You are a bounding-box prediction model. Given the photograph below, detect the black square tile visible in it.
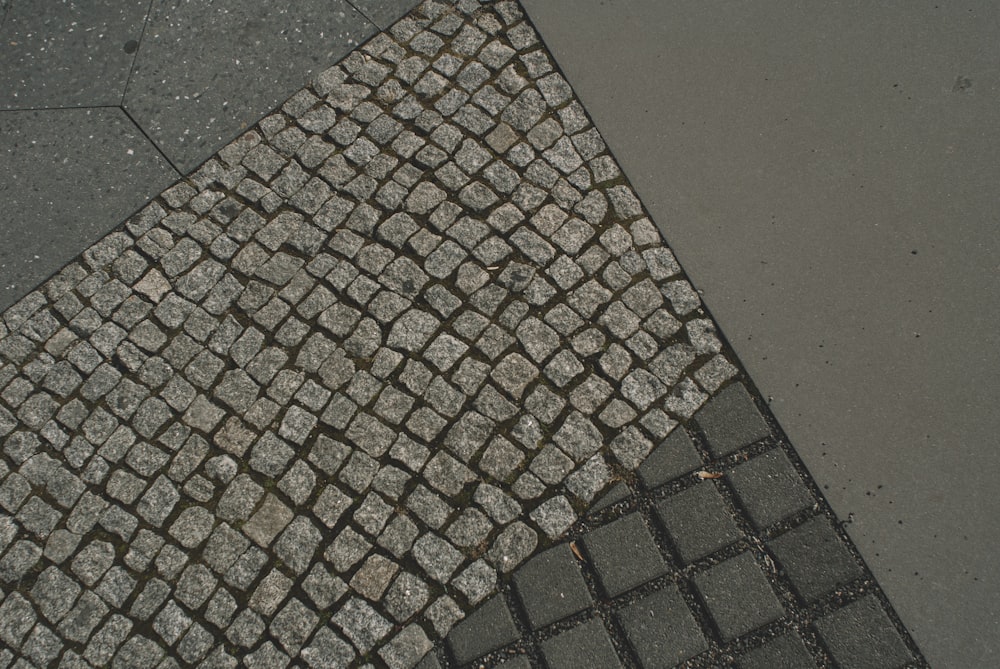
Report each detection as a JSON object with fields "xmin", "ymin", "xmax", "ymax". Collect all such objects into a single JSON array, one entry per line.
[
  {"xmin": 583, "ymin": 513, "xmax": 669, "ymax": 598},
  {"xmin": 637, "ymin": 427, "xmax": 702, "ymax": 490},
  {"xmin": 541, "ymin": 618, "xmax": 623, "ymax": 669},
  {"xmin": 727, "ymin": 449, "xmax": 813, "ymax": 529},
  {"xmin": 616, "ymin": 585, "xmax": 707, "ymax": 668},
  {"xmin": 737, "ymin": 633, "xmax": 817, "ymax": 669},
  {"xmin": 693, "ymin": 552, "xmax": 784, "ymax": 640},
  {"xmin": 815, "ymin": 595, "xmax": 914, "ymax": 669},
  {"xmin": 695, "ymin": 383, "xmax": 770, "ymax": 457},
  {"xmin": 513, "ymin": 544, "xmax": 593, "ymax": 630},
  {"xmin": 447, "ymin": 595, "xmax": 519, "ymax": 666},
  {"xmin": 655, "ymin": 482, "xmax": 742, "ymax": 563},
  {"xmin": 416, "ymin": 652, "xmax": 443, "ymax": 669},
  {"xmin": 768, "ymin": 516, "xmax": 864, "ymax": 602},
  {"xmin": 590, "ymin": 481, "xmax": 633, "ymax": 513}
]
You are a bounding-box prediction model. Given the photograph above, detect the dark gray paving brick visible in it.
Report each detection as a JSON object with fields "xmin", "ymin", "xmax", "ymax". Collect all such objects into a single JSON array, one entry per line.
[
  {"xmin": 541, "ymin": 618, "xmax": 623, "ymax": 669},
  {"xmin": 727, "ymin": 448, "xmax": 814, "ymax": 529},
  {"xmin": 636, "ymin": 427, "xmax": 702, "ymax": 490},
  {"xmin": 768, "ymin": 516, "xmax": 865, "ymax": 602},
  {"xmin": 693, "ymin": 552, "xmax": 784, "ymax": 641},
  {"xmin": 695, "ymin": 382, "xmax": 771, "ymax": 457},
  {"xmin": 512, "ymin": 543, "xmax": 592, "ymax": 629},
  {"xmin": 737, "ymin": 633, "xmax": 817, "ymax": 669},
  {"xmin": 654, "ymin": 482, "xmax": 742, "ymax": 564},
  {"xmin": 815, "ymin": 595, "xmax": 914, "ymax": 669},
  {"xmin": 446, "ymin": 595, "xmax": 519, "ymax": 666},
  {"xmin": 589, "ymin": 481, "xmax": 632, "ymax": 514},
  {"xmin": 617, "ymin": 586, "xmax": 708, "ymax": 669},
  {"xmin": 582, "ymin": 513, "xmax": 668, "ymax": 598}
]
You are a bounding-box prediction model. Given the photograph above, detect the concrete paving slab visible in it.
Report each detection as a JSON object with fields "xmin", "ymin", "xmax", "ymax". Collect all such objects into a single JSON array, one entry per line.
[
  {"xmin": 349, "ymin": 0, "xmax": 421, "ymax": 30},
  {"xmin": 123, "ymin": 0, "xmax": 378, "ymax": 173},
  {"xmin": 521, "ymin": 1, "xmax": 1000, "ymax": 666},
  {"xmin": 0, "ymin": 107, "xmax": 178, "ymax": 312},
  {"xmin": 0, "ymin": 0, "xmax": 149, "ymax": 109}
]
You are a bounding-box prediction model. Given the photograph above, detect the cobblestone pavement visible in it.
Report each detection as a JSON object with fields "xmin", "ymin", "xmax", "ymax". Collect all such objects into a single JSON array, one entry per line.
[{"xmin": 0, "ymin": 1, "xmax": 924, "ymax": 667}]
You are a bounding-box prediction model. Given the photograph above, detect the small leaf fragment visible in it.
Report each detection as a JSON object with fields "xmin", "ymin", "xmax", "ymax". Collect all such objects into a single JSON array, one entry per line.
[
  {"xmin": 696, "ymin": 470, "xmax": 723, "ymax": 480},
  {"xmin": 569, "ymin": 541, "xmax": 585, "ymax": 562}
]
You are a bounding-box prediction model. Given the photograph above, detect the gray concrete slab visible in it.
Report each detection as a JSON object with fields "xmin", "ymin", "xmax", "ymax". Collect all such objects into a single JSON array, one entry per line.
[
  {"xmin": 0, "ymin": 0, "xmax": 149, "ymax": 109},
  {"xmin": 348, "ymin": 0, "xmax": 421, "ymax": 30},
  {"xmin": 0, "ymin": 107, "xmax": 178, "ymax": 312},
  {"xmin": 521, "ymin": 1, "xmax": 1000, "ymax": 666},
  {"xmin": 123, "ymin": 0, "xmax": 378, "ymax": 173}
]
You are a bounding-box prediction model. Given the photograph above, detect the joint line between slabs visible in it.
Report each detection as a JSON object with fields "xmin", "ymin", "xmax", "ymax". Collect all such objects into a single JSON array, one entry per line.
[
  {"xmin": 120, "ymin": 0, "xmax": 157, "ymax": 108},
  {"xmin": 119, "ymin": 104, "xmax": 183, "ymax": 176}
]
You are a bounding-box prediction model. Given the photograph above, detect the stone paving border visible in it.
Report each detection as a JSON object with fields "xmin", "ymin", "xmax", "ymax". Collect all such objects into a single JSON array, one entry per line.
[
  {"xmin": 0, "ymin": 1, "xmax": 925, "ymax": 667},
  {"xmin": 426, "ymin": 381, "xmax": 927, "ymax": 668}
]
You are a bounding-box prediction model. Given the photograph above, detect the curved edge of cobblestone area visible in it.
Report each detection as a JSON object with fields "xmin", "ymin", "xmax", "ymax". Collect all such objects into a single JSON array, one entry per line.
[
  {"xmin": 0, "ymin": 1, "xmax": 925, "ymax": 668},
  {"xmin": 425, "ymin": 379, "xmax": 928, "ymax": 668}
]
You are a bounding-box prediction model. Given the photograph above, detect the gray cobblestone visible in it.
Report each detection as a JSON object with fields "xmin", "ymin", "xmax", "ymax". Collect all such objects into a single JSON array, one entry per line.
[
  {"xmin": 333, "ymin": 598, "xmax": 391, "ymax": 653},
  {"xmin": 60, "ymin": 590, "xmax": 109, "ymax": 643}
]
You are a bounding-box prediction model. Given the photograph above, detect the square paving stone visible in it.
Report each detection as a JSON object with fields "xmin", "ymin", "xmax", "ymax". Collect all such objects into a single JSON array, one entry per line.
[
  {"xmin": 125, "ymin": 0, "xmax": 377, "ymax": 172},
  {"xmin": 513, "ymin": 543, "xmax": 593, "ymax": 629},
  {"xmin": 737, "ymin": 633, "xmax": 817, "ymax": 669},
  {"xmin": 768, "ymin": 516, "xmax": 864, "ymax": 602},
  {"xmin": 243, "ymin": 494, "xmax": 294, "ymax": 548},
  {"xmin": 0, "ymin": 592, "xmax": 36, "ymax": 649},
  {"xmin": 727, "ymin": 448, "xmax": 814, "ymax": 529},
  {"xmin": 616, "ymin": 585, "xmax": 708, "ymax": 668},
  {"xmin": 113, "ymin": 634, "xmax": 165, "ymax": 668},
  {"xmin": 333, "ymin": 598, "xmax": 392, "ymax": 653},
  {"xmin": 582, "ymin": 513, "xmax": 669, "ymax": 598},
  {"xmin": 447, "ymin": 595, "xmax": 519, "ymax": 666},
  {"xmin": 30, "ymin": 566, "xmax": 82, "ymax": 624},
  {"xmin": 270, "ymin": 597, "xmax": 318, "ymax": 656},
  {"xmin": 175, "ymin": 564, "xmax": 217, "ymax": 610},
  {"xmin": 694, "ymin": 383, "xmax": 770, "ymax": 457},
  {"xmin": 815, "ymin": 595, "xmax": 914, "ymax": 669},
  {"xmin": 59, "ymin": 590, "xmax": 109, "ymax": 644},
  {"xmin": 22, "ymin": 622, "xmax": 63, "ymax": 666},
  {"xmin": 379, "ymin": 623, "xmax": 434, "ymax": 669},
  {"xmin": 693, "ymin": 552, "xmax": 785, "ymax": 641},
  {"xmin": 590, "ymin": 481, "xmax": 633, "ymax": 514},
  {"xmin": 655, "ymin": 482, "xmax": 742, "ymax": 564},
  {"xmin": 541, "ymin": 618, "xmax": 624, "ymax": 669},
  {"xmin": 637, "ymin": 427, "xmax": 703, "ymax": 490}
]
